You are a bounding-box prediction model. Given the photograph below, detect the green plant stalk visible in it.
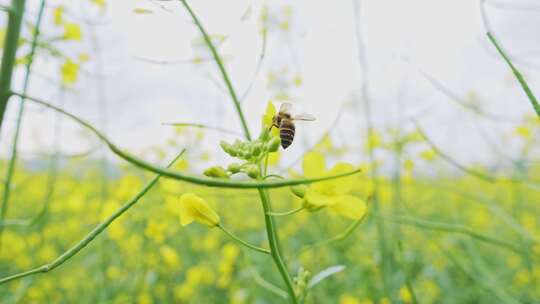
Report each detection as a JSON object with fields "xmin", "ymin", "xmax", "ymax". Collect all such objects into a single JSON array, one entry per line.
[
  {"xmin": 180, "ymin": 0, "xmax": 252, "ymax": 140},
  {"xmin": 258, "ymin": 187, "xmax": 298, "ymax": 303},
  {"xmin": 380, "ymin": 213, "xmax": 522, "ymax": 254},
  {"xmin": 217, "ymin": 224, "xmax": 270, "ymax": 255},
  {"xmin": 0, "ymin": 0, "xmax": 44, "ymax": 249},
  {"xmin": 0, "ymin": 150, "xmax": 185, "ymax": 285},
  {"xmin": 13, "ymin": 91, "xmax": 362, "ymax": 189},
  {"xmin": 487, "ymin": 32, "xmax": 540, "ymax": 118},
  {"xmin": 0, "ymin": 0, "xmax": 26, "ymax": 131},
  {"xmin": 291, "ymin": 208, "xmax": 369, "ymax": 260},
  {"xmin": 352, "ymin": 0, "xmax": 391, "ymax": 295}
]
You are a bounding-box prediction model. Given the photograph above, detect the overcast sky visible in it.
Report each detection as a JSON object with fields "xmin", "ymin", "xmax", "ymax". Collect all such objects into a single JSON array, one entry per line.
[{"xmin": 1, "ymin": 0, "xmax": 539, "ymax": 171}]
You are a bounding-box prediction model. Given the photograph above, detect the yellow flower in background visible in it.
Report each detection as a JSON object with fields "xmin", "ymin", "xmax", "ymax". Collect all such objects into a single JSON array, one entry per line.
[
  {"xmin": 91, "ymin": 0, "xmax": 106, "ymax": 9},
  {"xmin": 61, "ymin": 59, "xmax": 79, "ymax": 86},
  {"xmin": 302, "ymin": 152, "xmax": 366, "ymax": 220},
  {"xmin": 63, "ymin": 22, "xmax": 82, "ymax": 41},
  {"xmin": 53, "ymin": 6, "xmax": 64, "ymax": 25},
  {"xmin": 179, "ymin": 193, "xmax": 220, "ymax": 228}
]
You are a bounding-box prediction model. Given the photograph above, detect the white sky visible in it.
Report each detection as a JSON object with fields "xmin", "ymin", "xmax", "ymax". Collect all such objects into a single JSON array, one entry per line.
[{"xmin": 1, "ymin": 0, "xmax": 539, "ymax": 171}]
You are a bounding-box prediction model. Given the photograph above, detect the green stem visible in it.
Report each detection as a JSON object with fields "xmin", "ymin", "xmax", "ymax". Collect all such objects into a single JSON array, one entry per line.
[
  {"xmin": 379, "ymin": 213, "xmax": 523, "ymax": 254},
  {"xmin": 217, "ymin": 224, "xmax": 270, "ymax": 255},
  {"xmin": 15, "ymin": 91, "xmax": 363, "ymax": 190},
  {"xmin": 0, "ymin": 0, "xmax": 26, "ymax": 131},
  {"xmin": 267, "ymin": 206, "xmax": 304, "ymax": 217},
  {"xmin": 180, "ymin": 0, "xmax": 252, "ymax": 140},
  {"xmin": 487, "ymin": 32, "xmax": 540, "ymax": 118},
  {"xmin": 0, "ymin": 150, "xmax": 186, "ymax": 285},
  {"xmin": 258, "ymin": 187, "xmax": 298, "ymax": 303},
  {"xmin": 291, "ymin": 208, "xmax": 369, "ymax": 260},
  {"xmin": 352, "ymin": 0, "xmax": 391, "ymax": 295},
  {"xmin": 0, "ymin": 0, "xmax": 44, "ymax": 250}
]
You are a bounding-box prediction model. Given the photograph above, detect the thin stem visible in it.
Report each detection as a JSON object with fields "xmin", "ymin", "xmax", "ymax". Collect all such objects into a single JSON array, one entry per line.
[
  {"xmin": 180, "ymin": 0, "xmax": 252, "ymax": 140},
  {"xmin": 0, "ymin": 0, "xmax": 45, "ymax": 249},
  {"xmin": 291, "ymin": 208, "xmax": 369, "ymax": 259},
  {"xmin": 412, "ymin": 120, "xmax": 496, "ymax": 183},
  {"xmin": 0, "ymin": 0, "xmax": 26, "ymax": 131},
  {"xmin": 258, "ymin": 188, "xmax": 298, "ymax": 304},
  {"xmin": 486, "ymin": 32, "xmax": 540, "ymax": 118},
  {"xmin": 267, "ymin": 206, "xmax": 304, "ymax": 217},
  {"xmin": 162, "ymin": 122, "xmax": 243, "ymax": 136},
  {"xmin": 217, "ymin": 224, "xmax": 270, "ymax": 255},
  {"xmin": 379, "ymin": 213, "xmax": 523, "ymax": 254},
  {"xmin": 0, "ymin": 5, "xmax": 11, "ymax": 13},
  {"xmin": 352, "ymin": 0, "xmax": 391, "ymax": 294},
  {"xmin": 0, "ymin": 150, "xmax": 186, "ymax": 285},
  {"xmin": 16, "ymin": 91, "xmax": 364, "ymax": 189}
]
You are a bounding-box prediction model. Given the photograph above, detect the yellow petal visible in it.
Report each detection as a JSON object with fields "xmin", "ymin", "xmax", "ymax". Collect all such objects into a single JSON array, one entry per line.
[
  {"xmin": 179, "ymin": 193, "xmax": 220, "ymax": 228},
  {"xmin": 53, "ymin": 6, "xmax": 64, "ymax": 26},
  {"xmin": 262, "ymin": 101, "xmax": 276, "ymax": 128},
  {"xmin": 330, "ymin": 195, "xmax": 367, "ymax": 220},
  {"xmin": 303, "ymin": 189, "xmax": 335, "ymax": 211},
  {"xmin": 63, "ymin": 23, "xmax": 82, "ymax": 41},
  {"xmin": 61, "ymin": 59, "xmax": 79, "ymax": 86},
  {"xmin": 302, "ymin": 152, "xmax": 326, "ymax": 178},
  {"xmin": 327, "ymin": 162, "xmax": 355, "ymax": 194}
]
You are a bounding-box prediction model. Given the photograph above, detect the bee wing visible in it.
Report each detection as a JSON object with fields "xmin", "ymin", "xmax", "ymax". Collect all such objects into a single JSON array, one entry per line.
[
  {"xmin": 293, "ymin": 113, "xmax": 316, "ymax": 121},
  {"xmin": 279, "ymin": 102, "xmax": 292, "ymax": 114}
]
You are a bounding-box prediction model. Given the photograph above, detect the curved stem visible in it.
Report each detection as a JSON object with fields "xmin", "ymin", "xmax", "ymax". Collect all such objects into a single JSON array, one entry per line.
[
  {"xmin": 267, "ymin": 206, "xmax": 304, "ymax": 217},
  {"xmin": 0, "ymin": 150, "xmax": 186, "ymax": 285},
  {"xmin": 15, "ymin": 91, "xmax": 364, "ymax": 190},
  {"xmin": 180, "ymin": 0, "xmax": 252, "ymax": 140},
  {"xmin": 217, "ymin": 224, "xmax": 270, "ymax": 255}
]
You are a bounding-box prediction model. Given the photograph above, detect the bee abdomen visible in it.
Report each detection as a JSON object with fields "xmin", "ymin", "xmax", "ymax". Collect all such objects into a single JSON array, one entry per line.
[{"xmin": 279, "ymin": 121, "xmax": 295, "ymax": 149}]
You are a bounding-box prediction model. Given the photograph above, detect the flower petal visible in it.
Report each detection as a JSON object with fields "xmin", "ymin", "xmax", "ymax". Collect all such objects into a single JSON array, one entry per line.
[
  {"xmin": 302, "ymin": 152, "xmax": 326, "ymax": 178},
  {"xmin": 330, "ymin": 195, "xmax": 367, "ymax": 220},
  {"xmin": 327, "ymin": 162, "xmax": 355, "ymax": 194},
  {"xmin": 303, "ymin": 189, "xmax": 336, "ymax": 211}
]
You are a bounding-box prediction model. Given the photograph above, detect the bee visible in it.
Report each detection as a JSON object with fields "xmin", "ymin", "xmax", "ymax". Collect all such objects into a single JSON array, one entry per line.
[{"xmin": 271, "ymin": 102, "xmax": 316, "ymax": 149}]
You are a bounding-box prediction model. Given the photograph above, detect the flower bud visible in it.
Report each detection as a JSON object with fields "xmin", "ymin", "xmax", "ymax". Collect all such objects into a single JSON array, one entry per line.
[
  {"xmin": 227, "ymin": 162, "xmax": 241, "ymax": 174},
  {"xmin": 290, "ymin": 185, "xmax": 307, "ymax": 198},
  {"xmin": 251, "ymin": 142, "xmax": 263, "ymax": 157},
  {"xmin": 266, "ymin": 136, "xmax": 281, "ymax": 152},
  {"xmin": 259, "ymin": 128, "xmax": 270, "ymax": 141},
  {"xmin": 243, "ymin": 164, "xmax": 260, "ymax": 179},
  {"xmin": 221, "ymin": 140, "xmax": 232, "ymax": 150},
  {"xmin": 203, "ymin": 166, "xmax": 230, "ymax": 179}
]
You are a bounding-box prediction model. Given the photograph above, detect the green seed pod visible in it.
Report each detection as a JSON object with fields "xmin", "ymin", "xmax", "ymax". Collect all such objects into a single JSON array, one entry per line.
[
  {"xmin": 203, "ymin": 166, "xmax": 230, "ymax": 179},
  {"xmin": 244, "ymin": 164, "xmax": 260, "ymax": 179},
  {"xmin": 266, "ymin": 136, "xmax": 281, "ymax": 152},
  {"xmin": 227, "ymin": 162, "xmax": 241, "ymax": 174},
  {"xmin": 290, "ymin": 185, "xmax": 307, "ymax": 198}
]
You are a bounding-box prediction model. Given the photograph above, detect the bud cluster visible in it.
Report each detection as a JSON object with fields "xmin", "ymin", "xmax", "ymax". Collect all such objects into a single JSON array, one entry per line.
[
  {"xmin": 293, "ymin": 267, "xmax": 311, "ymax": 299},
  {"xmin": 204, "ymin": 129, "xmax": 280, "ymax": 180}
]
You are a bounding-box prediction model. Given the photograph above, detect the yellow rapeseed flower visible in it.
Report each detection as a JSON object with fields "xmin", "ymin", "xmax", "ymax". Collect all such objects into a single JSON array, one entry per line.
[
  {"xmin": 63, "ymin": 22, "xmax": 82, "ymax": 41},
  {"xmin": 53, "ymin": 6, "xmax": 64, "ymax": 26},
  {"xmin": 60, "ymin": 59, "xmax": 79, "ymax": 86},
  {"xmin": 179, "ymin": 193, "xmax": 220, "ymax": 228},
  {"xmin": 301, "ymin": 152, "xmax": 366, "ymax": 220}
]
